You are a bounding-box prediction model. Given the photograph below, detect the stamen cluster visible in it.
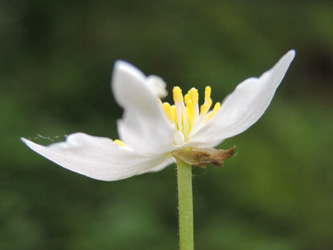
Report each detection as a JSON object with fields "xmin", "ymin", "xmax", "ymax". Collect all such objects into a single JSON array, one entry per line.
[{"xmin": 162, "ymin": 86, "xmax": 220, "ymax": 144}]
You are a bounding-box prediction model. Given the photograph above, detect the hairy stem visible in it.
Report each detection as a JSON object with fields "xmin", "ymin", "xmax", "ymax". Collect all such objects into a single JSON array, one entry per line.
[{"xmin": 176, "ymin": 158, "xmax": 194, "ymax": 250}]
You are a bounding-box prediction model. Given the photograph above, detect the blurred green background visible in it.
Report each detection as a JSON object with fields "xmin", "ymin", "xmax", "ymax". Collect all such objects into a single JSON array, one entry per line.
[{"xmin": 1, "ymin": 0, "xmax": 332, "ymax": 249}]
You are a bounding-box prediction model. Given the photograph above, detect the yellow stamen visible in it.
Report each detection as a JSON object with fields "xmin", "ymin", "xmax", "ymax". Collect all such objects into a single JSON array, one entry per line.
[
  {"xmin": 205, "ymin": 86, "xmax": 211, "ymax": 100},
  {"xmin": 189, "ymin": 88, "xmax": 198, "ymax": 106},
  {"xmin": 185, "ymin": 106, "xmax": 192, "ymax": 135},
  {"xmin": 186, "ymin": 100, "xmax": 194, "ymax": 123},
  {"xmin": 188, "ymin": 88, "xmax": 199, "ymax": 121},
  {"xmin": 184, "ymin": 88, "xmax": 199, "ymax": 126},
  {"xmin": 200, "ymin": 86, "xmax": 212, "ymax": 116},
  {"xmin": 162, "ymin": 103, "xmax": 174, "ymax": 123},
  {"xmin": 173, "ymin": 86, "xmax": 184, "ymax": 103},
  {"xmin": 205, "ymin": 102, "xmax": 221, "ymax": 121},
  {"xmin": 213, "ymin": 102, "xmax": 220, "ymax": 112},
  {"xmin": 173, "ymin": 86, "xmax": 186, "ymax": 133},
  {"xmin": 114, "ymin": 139, "xmax": 125, "ymax": 147},
  {"xmin": 171, "ymin": 106, "xmax": 178, "ymax": 125},
  {"xmin": 184, "ymin": 93, "xmax": 190, "ymax": 106}
]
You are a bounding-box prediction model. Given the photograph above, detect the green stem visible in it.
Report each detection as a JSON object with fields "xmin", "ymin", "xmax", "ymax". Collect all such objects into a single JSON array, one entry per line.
[{"xmin": 176, "ymin": 158, "xmax": 194, "ymax": 250}]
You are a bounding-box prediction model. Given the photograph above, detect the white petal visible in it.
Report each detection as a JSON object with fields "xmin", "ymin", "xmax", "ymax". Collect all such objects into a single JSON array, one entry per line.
[
  {"xmin": 112, "ymin": 61, "xmax": 174, "ymax": 154},
  {"xmin": 146, "ymin": 75, "xmax": 168, "ymax": 98},
  {"xmin": 190, "ymin": 50, "xmax": 295, "ymax": 145},
  {"xmin": 137, "ymin": 157, "xmax": 176, "ymax": 174},
  {"xmin": 21, "ymin": 133, "xmax": 174, "ymax": 181}
]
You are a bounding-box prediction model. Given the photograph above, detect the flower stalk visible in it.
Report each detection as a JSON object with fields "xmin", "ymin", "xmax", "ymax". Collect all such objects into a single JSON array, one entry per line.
[{"xmin": 176, "ymin": 158, "xmax": 194, "ymax": 250}]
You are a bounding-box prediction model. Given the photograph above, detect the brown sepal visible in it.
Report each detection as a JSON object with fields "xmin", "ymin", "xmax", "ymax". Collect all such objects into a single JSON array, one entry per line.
[{"xmin": 172, "ymin": 146, "xmax": 235, "ymax": 168}]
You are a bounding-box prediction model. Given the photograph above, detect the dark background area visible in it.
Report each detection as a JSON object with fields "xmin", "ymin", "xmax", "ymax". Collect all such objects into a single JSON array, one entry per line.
[{"xmin": 1, "ymin": 0, "xmax": 332, "ymax": 249}]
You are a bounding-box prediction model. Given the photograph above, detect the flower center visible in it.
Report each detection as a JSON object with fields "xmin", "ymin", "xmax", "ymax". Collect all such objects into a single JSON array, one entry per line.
[{"xmin": 161, "ymin": 86, "xmax": 220, "ymax": 145}]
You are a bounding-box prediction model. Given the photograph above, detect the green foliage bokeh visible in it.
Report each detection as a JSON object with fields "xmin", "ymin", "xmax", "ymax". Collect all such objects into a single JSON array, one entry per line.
[{"xmin": 1, "ymin": 0, "xmax": 332, "ymax": 249}]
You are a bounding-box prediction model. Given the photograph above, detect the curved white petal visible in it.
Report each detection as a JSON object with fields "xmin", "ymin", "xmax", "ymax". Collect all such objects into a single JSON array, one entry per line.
[
  {"xmin": 137, "ymin": 156, "xmax": 176, "ymax": 174},
  {"xmin": 21, "ymin": 133, "xmax": 174, "ymax": 181},
  {"xmin": 190, "ymin": 50, "xmax": 295, "ymax": 145},
  {"xmin": 112, "ymin": 61, "xmax": 174, "ymax": 154},
  {"xmin": 146, "ymin": 75, "xmax": 168, "ymax": 98}
]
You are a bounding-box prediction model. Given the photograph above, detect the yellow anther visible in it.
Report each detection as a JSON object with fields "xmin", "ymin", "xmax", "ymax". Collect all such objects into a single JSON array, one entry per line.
[
  {"xmin": 205, "ymin": 102, "xmax": 221, "ymax": 121},
  {"xmin": 184, "ymin": 93, "xmax": 190, "ymax": 106},
  {"xmin": 171, "ymin": 105, "xmax": 178, "ymax": 126},
  {"xmin": 189, "ymin": 88, "xmax": 198, "ymax": 105},
  {"xmin": 204, "ymin": 86, "xmax": 211, "ymax": 100},
  {"xmin": 185, "ymin": 88, "xmax": 198, "ymax": 106},
  {"xmin": 213, "ymin": 102, "xmax": 221, "ymax": 112},
  {"xmin": 162, "ymin": 103, "xmax": 174, "ymax": 123},
  {"xmin": 200, "ymin": 99, "xmax": 212, "ymax": 116},
  {"xmin": 173, "ymin": 87, "xmax": 184, "ymax": 103},
  {"xmin": 186, "ymin": 100, "xmax": 194, "ymax": 121},
  {"xmin": 184, "ymin": 96, "xmax": 189, "ymax": 107},
  {"xmin": 185, "ymin": 106, "xmax": 192, "ymax": 122},
  {"xmin": 114, "ymin": 139, "xmax": 125, "ymax": 147},
  {"xmin": 200, "ymin": 86, "xmax": 212, "ymax": 116}
]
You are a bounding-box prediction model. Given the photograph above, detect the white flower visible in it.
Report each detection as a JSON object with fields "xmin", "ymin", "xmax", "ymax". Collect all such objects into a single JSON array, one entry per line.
[{"xmin": 21, "ymin": 50, "xmax": 295, "ymax": 181}]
